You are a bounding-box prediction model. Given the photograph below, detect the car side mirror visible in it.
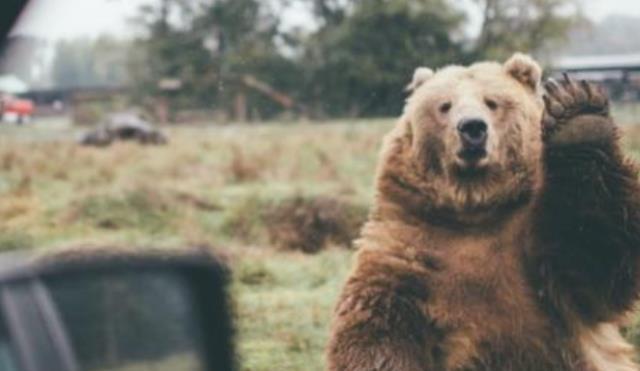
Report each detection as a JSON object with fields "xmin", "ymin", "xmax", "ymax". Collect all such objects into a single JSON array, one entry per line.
[{"xmin": 0, "ymin": 247, "xmax": 234, "ymax": 371}]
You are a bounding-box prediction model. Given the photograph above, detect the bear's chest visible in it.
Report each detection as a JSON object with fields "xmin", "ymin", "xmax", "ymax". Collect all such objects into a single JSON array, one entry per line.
[
  {"xmin": 423, "ymin": 242, "xmax": 563, "ymax": 369},
  {"xmin": 426, "ymin": 242, "xmax": 535, "ymax": 323}
]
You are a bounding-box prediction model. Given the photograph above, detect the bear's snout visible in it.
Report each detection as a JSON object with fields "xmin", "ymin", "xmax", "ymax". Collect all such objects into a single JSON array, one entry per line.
[{"xmin": 457, "ymin": 118, "xmax": 488, "ymax": 162}]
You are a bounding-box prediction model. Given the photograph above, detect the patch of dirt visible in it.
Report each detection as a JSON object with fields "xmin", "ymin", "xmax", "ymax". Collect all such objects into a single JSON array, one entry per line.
[{"xmin": 263, "ymin": 196, "xmax": 367, "ymax": 253}]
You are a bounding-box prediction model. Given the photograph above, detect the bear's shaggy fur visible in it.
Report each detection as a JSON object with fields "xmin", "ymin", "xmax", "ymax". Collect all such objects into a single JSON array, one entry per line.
[{"xmin": 326, "ymin": 54, "xmax": 640, "ymax": 370}]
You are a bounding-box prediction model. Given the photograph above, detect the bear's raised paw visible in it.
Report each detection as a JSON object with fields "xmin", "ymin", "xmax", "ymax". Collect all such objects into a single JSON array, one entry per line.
[{"xmin": 542, "ymin": 74, "xmax": 614, "ymax": 145}]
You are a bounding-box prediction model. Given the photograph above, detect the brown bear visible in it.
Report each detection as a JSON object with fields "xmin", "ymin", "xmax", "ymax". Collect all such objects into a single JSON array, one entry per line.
[{"xmin": 326, "ymin": 53, "xmax": 640, "ymax": 371}]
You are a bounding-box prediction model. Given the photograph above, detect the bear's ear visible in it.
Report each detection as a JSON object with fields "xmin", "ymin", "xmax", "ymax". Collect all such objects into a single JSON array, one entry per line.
[
  {"xmin": 406, "ymin": 67, "xmax": 434, "ymax": 92},
  {"xmin": 504, "ymin": 53, "xmax": 542, "ymax": 92}
]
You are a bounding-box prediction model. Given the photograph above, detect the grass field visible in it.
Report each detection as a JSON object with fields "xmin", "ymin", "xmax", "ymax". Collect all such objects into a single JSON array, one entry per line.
[
  {"xmin": 0, "ymin": 118, "xmax": 390, "ymax": 371},
  {"xmin": 2, "ymin": 113, "xmax": 640, "ymax": 370}
]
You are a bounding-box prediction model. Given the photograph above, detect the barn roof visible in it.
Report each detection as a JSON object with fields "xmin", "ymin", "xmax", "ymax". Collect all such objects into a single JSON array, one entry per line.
[{"xmin": 553, "ymin": 53, "xmax": 640, "ymax": 72}]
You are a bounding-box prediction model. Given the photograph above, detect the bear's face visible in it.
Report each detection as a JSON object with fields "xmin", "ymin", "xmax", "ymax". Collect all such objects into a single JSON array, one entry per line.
[{"xmin": 377, "ymin": 54, "xmax": 545, "ymax": 225}]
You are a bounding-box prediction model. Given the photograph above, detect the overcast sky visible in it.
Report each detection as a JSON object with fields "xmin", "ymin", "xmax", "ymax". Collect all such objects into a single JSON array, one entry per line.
[{"xmin": 10, "ymin": 0, "xmax": 640, "ymax": 41}]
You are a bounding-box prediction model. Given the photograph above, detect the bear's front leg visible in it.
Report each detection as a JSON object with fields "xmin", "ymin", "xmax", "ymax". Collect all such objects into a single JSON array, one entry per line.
[
  {"xmin": 326, "ymin": 249, "xmax": 435, "ymax": 371},
  {"xmin": 534, "ymin": 75, "xmax": 640, "ymax": 324}
]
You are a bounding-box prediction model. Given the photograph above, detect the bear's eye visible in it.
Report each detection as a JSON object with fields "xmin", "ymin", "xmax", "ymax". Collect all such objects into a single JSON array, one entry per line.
[
  {"xmin": 485, "ymin": 98, "xmax": 498, "ymax": 111},
  {"xmin": 439, "ymin": 102, "xmax": 452, "ymax": 114}
]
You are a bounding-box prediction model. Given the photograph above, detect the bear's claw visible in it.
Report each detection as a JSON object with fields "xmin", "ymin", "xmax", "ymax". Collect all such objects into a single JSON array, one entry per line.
[{"xmin": 542, "ymin": 74, "xmax": 611, "ymax": 142}]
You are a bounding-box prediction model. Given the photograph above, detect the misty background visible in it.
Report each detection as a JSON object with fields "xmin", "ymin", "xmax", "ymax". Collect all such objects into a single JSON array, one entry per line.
[{"xmin": 1, "ymin": 0, "xmax": 639, "ymax": 121}]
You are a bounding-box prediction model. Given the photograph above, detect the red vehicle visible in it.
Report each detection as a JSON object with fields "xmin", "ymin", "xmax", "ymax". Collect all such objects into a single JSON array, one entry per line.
[{"xmin": 0, "ymin": 95, "xmax": 34, "ymax": 124}]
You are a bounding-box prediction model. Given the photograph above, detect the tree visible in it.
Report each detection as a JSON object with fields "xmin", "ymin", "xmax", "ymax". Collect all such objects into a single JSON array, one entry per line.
[
  {"xmin": 311, "ymin": 0, "xmax": 349, "ymax": 26},
  {"xmin": 129, "ymin": 0, "xmax": 579, "ymax": 120},
  {"xmin": 131, "ymin": 0, "xmax": 301, "ymax": 121},
  {"xmin": 300, "ymin": 0, "xmax": 465, "ymax": 117},
  {"xmin": 471, "ymin": 0, "xmax": 579, "ymax": 59},
  {"xmin": 129, "ymin": 0, "xmax": 213, "ymax": 110}
]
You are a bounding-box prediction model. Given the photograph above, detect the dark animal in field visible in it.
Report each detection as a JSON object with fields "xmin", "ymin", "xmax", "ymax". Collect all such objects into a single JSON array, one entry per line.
[{"xmin": 79, "ymin": 112, "xmax": 168, "ymax": 147}]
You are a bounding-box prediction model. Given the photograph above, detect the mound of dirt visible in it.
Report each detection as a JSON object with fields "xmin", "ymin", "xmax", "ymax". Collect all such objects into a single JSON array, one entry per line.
[{"xmin": 263, "ymin": 196, "xmax": 367, "ymax": 253}]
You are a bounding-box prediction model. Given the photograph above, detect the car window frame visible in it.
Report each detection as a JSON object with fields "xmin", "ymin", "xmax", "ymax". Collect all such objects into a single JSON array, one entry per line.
[
  {"xmin": 0, "ymin": 251, "xmax": 234, "ymax": 371},
  {"xmin": 0, "ymin": 277, "xmax": 79, "ymax": 371}
]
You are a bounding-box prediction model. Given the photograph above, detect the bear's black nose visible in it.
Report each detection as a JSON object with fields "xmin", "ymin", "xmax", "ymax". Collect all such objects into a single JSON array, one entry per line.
[{"xmin": 457, "ymin": 118, "xmax": 488, "ymax": 148}]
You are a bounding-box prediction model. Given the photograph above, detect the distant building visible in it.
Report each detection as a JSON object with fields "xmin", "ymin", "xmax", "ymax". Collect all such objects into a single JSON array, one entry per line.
[
  {"xmin": 551, "ymin": 53, "xmax": 640, "ymax": 101},
  {"xmin": 0, "ymin": 74, "xmax": 28, "ymax": 94},
  {"xmin": 0, "ymin": 35, "xmax": 48, "ymax": 87}
]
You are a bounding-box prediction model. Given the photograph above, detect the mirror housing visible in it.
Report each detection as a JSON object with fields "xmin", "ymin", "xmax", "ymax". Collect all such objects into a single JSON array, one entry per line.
[{"xmin": 0, "ymin": 246, "xmax": 235, "ymax": 371}]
